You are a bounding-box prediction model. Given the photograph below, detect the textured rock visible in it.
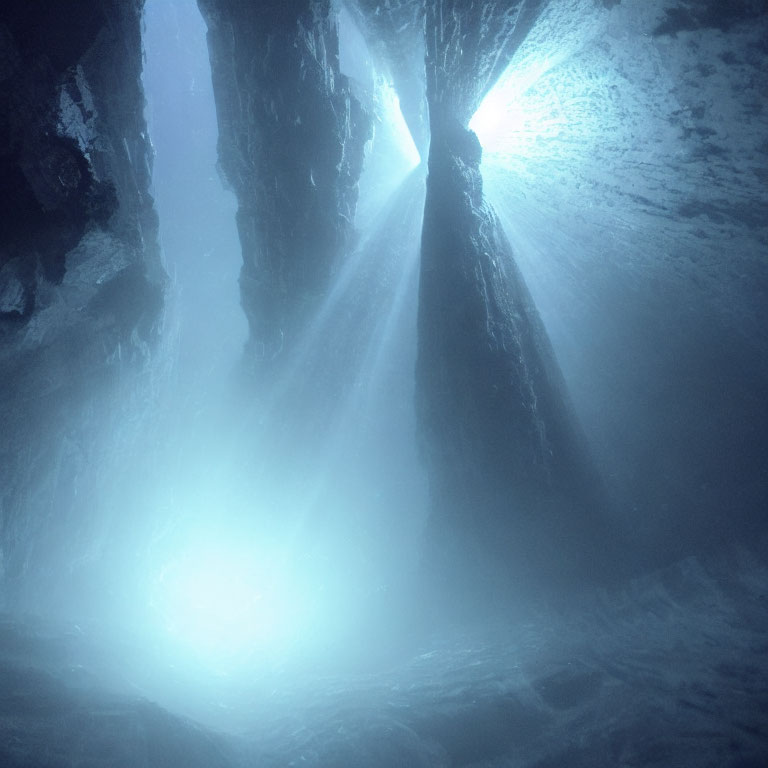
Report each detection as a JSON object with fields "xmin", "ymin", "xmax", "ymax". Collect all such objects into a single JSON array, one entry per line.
[
  {"xmin": 197, "ymin": 0, "xmax": 371, "ymax": 366},
  {"xmin": 417, "ymin": 119, "xmax": 610, "ymax": 596},
  {"xmin": 415, "ymin": 0, "xmax": 610, "ymax": 596},
  {"xmin": 0, "ymin": 0, "xmax": 164, "ymax": 603}
]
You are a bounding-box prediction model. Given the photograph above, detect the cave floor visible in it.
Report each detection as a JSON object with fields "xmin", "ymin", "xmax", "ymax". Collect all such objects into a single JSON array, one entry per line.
[{"xmin": 2, "ymin": 551, "xmax": 768, "ymax": 767}]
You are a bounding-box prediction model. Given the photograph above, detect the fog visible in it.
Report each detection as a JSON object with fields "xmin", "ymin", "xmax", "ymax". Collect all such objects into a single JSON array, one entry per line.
[
  {"xmin": 1, "ymin": 0, "xmax": 767, "ymax": 765},
  {"xmin": 125, "ymin": 0, "xmax": 431, "ymax": 680}
]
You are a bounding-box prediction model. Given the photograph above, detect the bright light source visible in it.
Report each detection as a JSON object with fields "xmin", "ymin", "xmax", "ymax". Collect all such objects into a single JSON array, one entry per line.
[
  {"xmin": 335, "ymin": 0, "xmax": 421, "ymax": 231},
  {"xmin": 336, "ymin": 0, "xmax": 420, "ymax": 169},
  {"xmin": 470, "ymin": 93, "xmax": 531, "ymax": 155},
  {"xmin": 150, "ymin": 539, "xmax": 294, "ymax": 667},
  {"xmin": 470, "ymin": 1, "xmax": 617, "ymax": 169},
  {"xmin": 469, "ymin": 55, "xmax": 563, "ymax": 163},
  {"xmin": 338, "ymin": 4, "xmax": 373, "ymax": 89},
  {"xmin": 368, "ymin": 75, "xmax": 421, "ymax": 173}
]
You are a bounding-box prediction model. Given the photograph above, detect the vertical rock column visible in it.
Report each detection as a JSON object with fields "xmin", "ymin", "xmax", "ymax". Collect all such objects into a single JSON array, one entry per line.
[
  {"xmin": 416, "ymin": 0, "xmax": 609, "ymax": 596},
  {"xmin": 197, "ymin": 0, "xmax": 371, "ymax": 367}
]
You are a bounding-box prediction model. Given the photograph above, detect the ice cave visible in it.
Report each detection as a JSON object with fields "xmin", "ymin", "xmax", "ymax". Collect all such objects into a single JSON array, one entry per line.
[{"xmin": 1, "ymin": 0, "xmax": 767, "ymax": 765}]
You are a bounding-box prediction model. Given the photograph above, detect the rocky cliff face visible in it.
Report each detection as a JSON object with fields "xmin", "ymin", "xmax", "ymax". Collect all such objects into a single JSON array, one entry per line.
[
  {"xmin": 417, "ymin": 117, "xmax": 609, "ymax": 595},
  {"xmin": 0, "ymin": 0, "xmax": 163, "ymax": 602},
  {"xmin": 194, "ymin": 0, "xmax": 602, "ymax": 593},
  {"xmin": 197, "ymin": 0, "xmax": 371, "ymax": 367},
  {"xmin": 414, "ymin": 0, "xmax": 610, "ymax": 596}
]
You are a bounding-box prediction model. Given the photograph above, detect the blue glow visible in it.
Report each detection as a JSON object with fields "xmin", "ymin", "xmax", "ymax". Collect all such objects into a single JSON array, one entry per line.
[
  {"xmin": 151, "ymin": 539, "xmax": 291, "ymax": 664},
  {"xmin": 337, "ymin": 4, "xmax": 374, "ymax": 89},
  {"xmin": 469, "ymin": 55, "xmax": 568, "ymax": 168},
  {"xmin": 381, "ymin": 81, "xmax": 422, "ymax": 172},
  {"xmin": 470, "ymin": 1, "xmax": 612, "ymax": 172},
  {"xmin": 129, "ymin": 0, "xmax": 426, "ymax": 680},
  {"xmin": 353, "ymin": 77, "xmax": 421, "ymax": 236},
  {"xmin": 337, "ymin": 4, "xmax": 420, "ymax": 231},
  {"xmin": 337, "ymin": 2, "xmax": 419, "ymax": 172}
]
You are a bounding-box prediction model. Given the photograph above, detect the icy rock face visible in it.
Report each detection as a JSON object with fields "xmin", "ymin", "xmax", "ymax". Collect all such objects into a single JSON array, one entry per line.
[
  {"xmin": 197, "ymin": 0, "xmax": 371, "ymax": 365},
  {"xmin": 0, "ymin": 1, "xmax": 163, "ymax": 601},
  {"xmin": 415, "ymin": 1, "xmax": 609, "ymax": 595},
  {"xmin": 476, "ymin": 0, "xmax": 768, "ymax": 555}
]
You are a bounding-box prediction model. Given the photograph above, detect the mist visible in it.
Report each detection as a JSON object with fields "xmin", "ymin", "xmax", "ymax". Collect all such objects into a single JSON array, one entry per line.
[{"xmin": 1, "ymin": 0, "xmax": 767, "ymax": 765}]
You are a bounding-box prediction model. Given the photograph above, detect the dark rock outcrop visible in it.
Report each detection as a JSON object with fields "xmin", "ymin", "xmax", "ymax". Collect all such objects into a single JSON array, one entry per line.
[
  {"xmin": 416, "ymin": 0, "xmax": 611, "ymax": 598},
  {"xmin": 0, "ymin": 0, "xmax": 163, "ymax": 604},
  {"xmin": 197, "ymin": 0, "xmax": 371, "ymax": 366}
]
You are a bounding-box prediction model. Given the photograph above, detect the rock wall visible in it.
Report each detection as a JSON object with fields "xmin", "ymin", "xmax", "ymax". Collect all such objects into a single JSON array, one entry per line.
[
  {"xmin": 197, "ymin": 0, "xmax": 371, "ymax": 366},
  {"xmin": 3, "ymin": 0, "xmax": 762, "ymax": 615},
  {"xmin": 0, "ymin": 0, "xmax": 163, "ymax": 604},
  {"xmin": 474, "ymin": 0, "xmax": 768, "ymax": 560},
  {"xmin": 416, "ymin": 0, "xmax": 612, "ymax": 596}
]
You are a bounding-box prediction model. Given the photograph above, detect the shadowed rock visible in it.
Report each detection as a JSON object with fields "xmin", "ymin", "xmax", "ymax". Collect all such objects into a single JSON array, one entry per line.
[
  {"xmin": 416, "ymin": 0, "xmax": 614, "ymax": 599},
  {"xmin": 0, "ymin": 0, "xmax": 164, "ymax": 604},
  {"xmin": 197, "ymin": 0, "xmax": 371, "ymax": 366}
]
